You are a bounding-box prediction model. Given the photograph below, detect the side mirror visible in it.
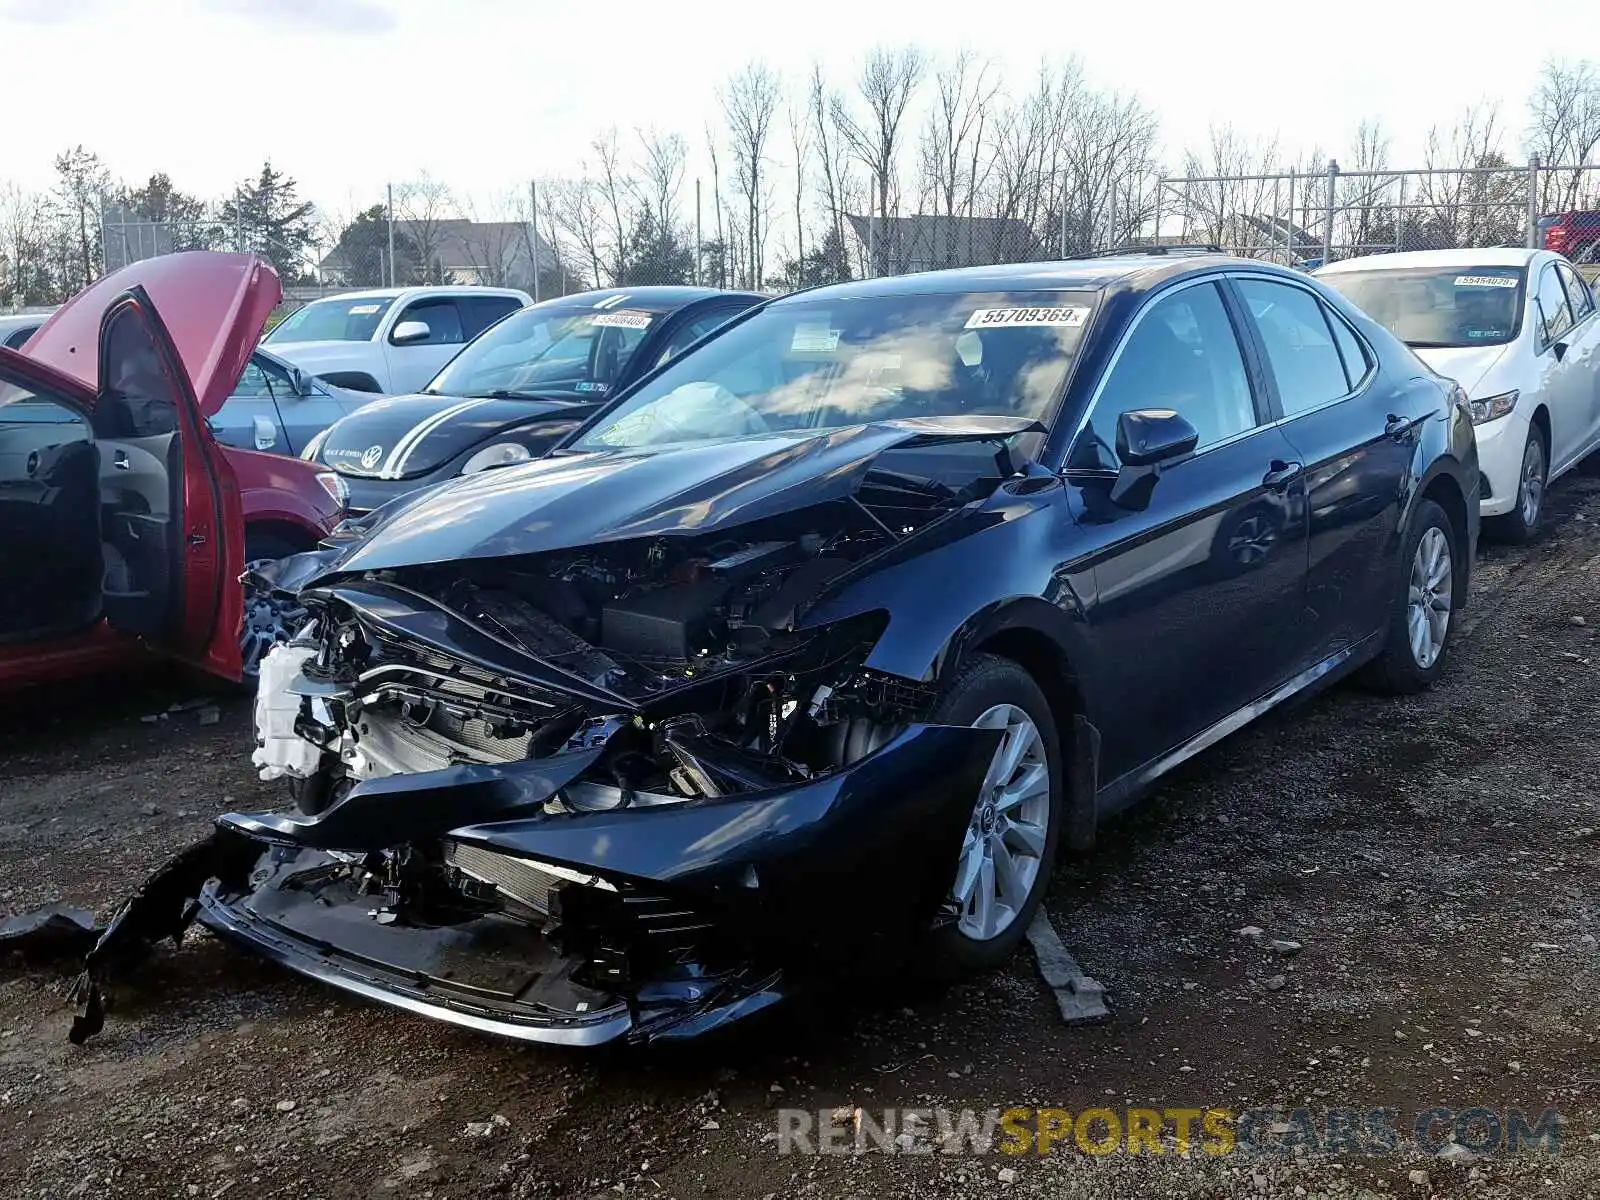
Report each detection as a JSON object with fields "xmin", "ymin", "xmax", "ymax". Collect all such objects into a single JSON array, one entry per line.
[
  {"xmin": 1106, "ymin": 409, "xmax": 1198, "ymax": 511},
  {"xmin": 391, "ymin": 320, "xmax": 431, "ymax": 344},
  {"xmin": 289, "ymin": 366, "xmax": 312, "ymax": 395},
  {"xmin": 1115, "ymin": 409, "xmax": 1199, "ymax": 467}
]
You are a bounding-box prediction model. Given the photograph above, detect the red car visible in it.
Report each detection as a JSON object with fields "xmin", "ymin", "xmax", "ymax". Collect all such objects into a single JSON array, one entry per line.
[
  {"xmin": 1538, "ymin": 211, "xmax": 1600, "ymax": 264},
  {"xmin": 0, "ymin": 252, "xmax": 345, "ymax": 690}
]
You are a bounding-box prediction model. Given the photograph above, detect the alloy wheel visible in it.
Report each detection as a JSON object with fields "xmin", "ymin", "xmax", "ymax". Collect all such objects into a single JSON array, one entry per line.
[
  {"xmin": 240, "ymin": 559, "xmax": 306, "ymax": 682},
  {"xmin": 1405, "ymin": 527, "xmax": 1452, "ymax": 670},
  {"xmin": 1227, "ymin": 514, "xmax": 1277, "ymax": 566},
  {"xmin": 1519, "ymin": 437, "xmax": 1545, "ymax": 529},
  {"xmin": 951, "ymin": 703, "xmax": 1052, "ymax": 941}
]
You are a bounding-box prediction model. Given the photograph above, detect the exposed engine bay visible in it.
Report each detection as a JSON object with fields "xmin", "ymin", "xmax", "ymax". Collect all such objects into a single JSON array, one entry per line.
[{"xmin": 257, "ymin": 455, "xmax": 1014, "ymax": 807}]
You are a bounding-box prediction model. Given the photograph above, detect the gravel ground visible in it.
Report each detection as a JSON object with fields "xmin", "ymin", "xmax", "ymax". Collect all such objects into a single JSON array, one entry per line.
[{"xmin": 2, "ymin": 469, "xmax": 1599, "ymax": 1200}]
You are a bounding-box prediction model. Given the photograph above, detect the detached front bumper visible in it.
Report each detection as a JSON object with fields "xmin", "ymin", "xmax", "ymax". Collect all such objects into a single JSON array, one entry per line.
[{"xmin": 106, "ymin": 724, "xmax": 997, "ymax": 1047}]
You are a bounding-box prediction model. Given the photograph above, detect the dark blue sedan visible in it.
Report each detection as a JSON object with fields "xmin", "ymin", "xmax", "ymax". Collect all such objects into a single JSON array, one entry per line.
[{"xmin": 92, "ymin": 253, "xmax": 1480, "ymax": 1048}]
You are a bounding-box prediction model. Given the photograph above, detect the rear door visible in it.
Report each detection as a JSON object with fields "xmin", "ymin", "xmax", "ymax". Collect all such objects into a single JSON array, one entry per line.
[
  {"xmin": 1554, "ymin": 260, "xmax": 1600, "ymax": 461},
  {"xmin": 1531, "ymin": 260, "xmax": 1587, "ymax": 474},
  {"xmin": 95, "ymin": 288, "xmax": 245, "ymax": 679},
  {"xmin": 1232, "ymin": 274, "xmax": 1416, "ymax": 666}
]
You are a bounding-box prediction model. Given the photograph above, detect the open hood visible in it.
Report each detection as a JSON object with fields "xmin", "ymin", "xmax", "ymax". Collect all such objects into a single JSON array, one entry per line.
[
  {"xmin": 22, "ymin": 252, "xmax": 281, "ymax": 417},
  {"xmin": 318, "ymin": 392, "xmax": 594, "ymax": 480},
  {"xmin": 314, "ymin": 415, "xmax": 1042, "ymax": 577}
]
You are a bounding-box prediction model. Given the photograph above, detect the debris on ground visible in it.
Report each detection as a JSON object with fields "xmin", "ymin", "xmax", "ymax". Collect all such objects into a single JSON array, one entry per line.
[
  {"xmin": 1026, "ymin": 909, "xmax": 1111, "ymax": 1024},
  {"xmin": 0, "ymin": 904, "xmax": 102, "ymax": 960}
]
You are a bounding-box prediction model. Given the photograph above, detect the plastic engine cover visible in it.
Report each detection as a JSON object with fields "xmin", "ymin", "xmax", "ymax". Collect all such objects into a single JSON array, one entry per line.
[{"xmin": 252, "ymin": 644, "xmax": 323, "ymax": 781}]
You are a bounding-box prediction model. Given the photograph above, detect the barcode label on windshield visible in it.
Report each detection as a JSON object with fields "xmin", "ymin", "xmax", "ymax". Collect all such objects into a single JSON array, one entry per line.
[
  {"xmin": 1454, "ymin": 275, "xmax": 1518, "ymax": 288},
  {"xmin": 965, "ymin": 306, "xmax": 1089, "ymax": 329},
  {"xmin": 590, "ymin": 310, "xmax": 653, "ymax": 329}
]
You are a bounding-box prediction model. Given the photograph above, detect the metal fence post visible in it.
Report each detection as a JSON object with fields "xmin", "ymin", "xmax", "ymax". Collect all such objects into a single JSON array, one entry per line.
[
  {"xmin": 529, "ymin": 178, "xmax": 540, "ymax": 301},
  {"xmin": 694, "ymin": 178, "xmax": 702, "ymax": 286},
  {"xmin": 1323, "ymin": 160, "xmax": 1339, "ymax": 264},
  {"xmin": 1526, "ymin": 154, "xmax": 1541, "ymax": 249},
  {"xmin": 386, "ymin": 183, "xmax": 396, "ymax": 287}
]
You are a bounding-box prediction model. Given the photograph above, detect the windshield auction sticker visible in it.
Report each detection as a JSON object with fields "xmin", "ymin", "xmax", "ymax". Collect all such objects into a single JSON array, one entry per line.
[
  {"xmin": 791, "ymin": 323, "xmax": 842, "ymax": 352},
  {"xmin": 1454, "ymin": 275, "xmax": 1519, "ymax": 288},
  {"xmin": 590, "ymin": 310, "xmax": 654, "ymax": 329},
  {"xmin": 965, "ymin": 306, "xmax": 1090, "ymax": 329}
]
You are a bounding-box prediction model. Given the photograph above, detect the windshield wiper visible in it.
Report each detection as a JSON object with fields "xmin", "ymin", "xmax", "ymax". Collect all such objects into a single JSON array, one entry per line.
[{"xmin": 462, "ymin": 388, "xmax": 573, "ymax": 401}]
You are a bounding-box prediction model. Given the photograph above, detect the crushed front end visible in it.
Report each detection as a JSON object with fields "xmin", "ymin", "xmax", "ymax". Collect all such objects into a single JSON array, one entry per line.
[{"xmin": 86, "ymin": 468, "xmax": 1016, "ymax": 1045}]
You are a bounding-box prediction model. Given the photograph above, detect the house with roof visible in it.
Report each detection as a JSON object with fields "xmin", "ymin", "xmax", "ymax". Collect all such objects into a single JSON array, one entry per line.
[
  {"xmin": 844, "ymin": 214, "xmax": 1042, "ymax": 274},
  {"xmin": 318, "ymin": 219, "xmax": 559, "ymax": 290}
]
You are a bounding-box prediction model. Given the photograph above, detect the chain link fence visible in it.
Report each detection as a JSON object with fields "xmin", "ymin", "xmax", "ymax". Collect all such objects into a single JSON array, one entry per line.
[{"xmin": 1154, "ymin": 158, "xmax": 1600, "ymax": 268}]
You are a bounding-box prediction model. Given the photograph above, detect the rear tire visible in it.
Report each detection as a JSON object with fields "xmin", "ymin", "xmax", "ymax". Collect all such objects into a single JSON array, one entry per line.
[
  {"xmin": 1362, "ymin": 499, "xmax": 1459, "ymax": 695},
  {"xmin": 922, "ymin": 654, "xmax": 1064, "ymax": 976},
  {"xmin": 1484, "ymin": 428, "xmax": 1547, "ymax": 545}
]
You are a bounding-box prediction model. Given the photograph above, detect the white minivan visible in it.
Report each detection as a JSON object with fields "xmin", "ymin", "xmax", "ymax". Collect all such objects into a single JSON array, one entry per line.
[{"xmin": 1317, "ymin": 248, "xmax": 1600, "ymax": 541}]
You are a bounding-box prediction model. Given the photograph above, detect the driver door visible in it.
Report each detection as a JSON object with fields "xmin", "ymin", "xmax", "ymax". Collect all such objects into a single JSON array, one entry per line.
[{"xmin": 93, "ymin": 288, "xmax": 246, "ymax": 679}]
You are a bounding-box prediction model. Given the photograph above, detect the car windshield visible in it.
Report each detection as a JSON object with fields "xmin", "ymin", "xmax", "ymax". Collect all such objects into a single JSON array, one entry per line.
[
  {"xmin": 265, "ymin": 296, "xmax": 396, "ymax": 344},
  {"xmin": 423, "ymin": 303, "xmax": 657, "ymax": 399},
  {"xmin": 1320, "ymin": 266, "xmax": 1526, "ymax": 347},
  {"xmin": 573, "ymin": 291, "xmax": 1095, "ymax": 451}
]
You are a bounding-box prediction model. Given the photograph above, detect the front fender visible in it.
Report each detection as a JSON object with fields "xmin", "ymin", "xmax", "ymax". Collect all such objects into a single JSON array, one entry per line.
[{"xmin": 801, "ymin": 480, "xmax": 1094, "ymax": 686}]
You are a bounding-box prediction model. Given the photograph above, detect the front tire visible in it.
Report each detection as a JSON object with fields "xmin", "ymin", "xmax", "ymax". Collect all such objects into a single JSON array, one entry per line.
[
  {"xmin": 1485, "ymin": 428, "xmax": 1546, "ymax": 544},
  {"xmin": 240, "ymin": 531, "xmax": 310, "ymax": 685},
  {"xmin": 923, "ymin": 655, "xmax": 1064, "ymax": 975},
  {"xmin": 1362, "ymin": 499, "xmax": 1459, "ymax": 694}
]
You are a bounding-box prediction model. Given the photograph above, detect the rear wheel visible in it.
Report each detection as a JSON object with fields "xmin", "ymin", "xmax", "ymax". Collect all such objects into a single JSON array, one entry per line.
[
  {"xmin": 923, "ymin": 655, "xmax": 1064, "ymax": 975},
  {"xmin": 1485, "ymin": 428, "xmax": 1547, "ymax": 544},
  {"xmin": 240, "ymin": 531, "xmax": 310, "ymax": 684},
  {"xmin": 1362, "ymin": 499, "xmax": 1459, "ymax": 694}
]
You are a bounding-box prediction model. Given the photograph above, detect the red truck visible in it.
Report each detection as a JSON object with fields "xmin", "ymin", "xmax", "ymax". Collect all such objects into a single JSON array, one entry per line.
[{"xmin": 1538, "ymin": 211, "xmax": 1600, "ymax": 263}]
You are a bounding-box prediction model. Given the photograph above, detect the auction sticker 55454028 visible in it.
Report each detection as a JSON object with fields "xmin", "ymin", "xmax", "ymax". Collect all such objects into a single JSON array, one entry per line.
[{"xmin": 965, "ymin": 306, "xmax": 1090, "ymax": 329}]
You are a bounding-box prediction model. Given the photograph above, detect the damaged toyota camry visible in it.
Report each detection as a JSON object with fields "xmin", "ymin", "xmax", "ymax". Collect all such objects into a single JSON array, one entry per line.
[{"xmin": 75, "ymin": 255, "xmax": 1479, "ymax": 1047}]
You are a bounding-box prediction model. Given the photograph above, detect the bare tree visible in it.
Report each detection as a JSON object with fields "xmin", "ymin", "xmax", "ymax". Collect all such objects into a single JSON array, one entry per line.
[
  {"xmin": 547, "ymin": 177, "xmax": 607, "ymax": 288},
  {"xmin": 1336, "ymin": 118, "xmax": 1393, "ymax": 255},
  {"xmin": 635, "ymin": 128, "xmax": 687, "ymax": 237},
  {"xmin": 1419, "ymin": 102, "xmax": 1521, "ymax": 247},
  {"xmin": 394, "ymin": 172, "xmax": 456, "ymax": 283},
  {"xmin": 1179, "ymin": 124, "xmax": 1282, "ymax": 250},
  {"xmin": 918, "ymin": 48, "xmax": 998, "ymax": 265},
  {"xmin": 720, "ymin": 62, "xmax": 781, "ymax": 288},
  {"xmin": 786, "ymin": 94, "xmax": 812, "ymax": 279},
  {"xmin": 831, "ymin": 45, "xmax": 925, "ymax": 272},
  {"xmin": 807, "ymin": 62, "xmax": 857, "ymax": 276},
  {"xmin": 0, "ymin": 182, "xmax": 48, "ymax": 307},
  {"xmin": 1526, "ymin": 58, "xmax": 1600, "ymax": 211}
]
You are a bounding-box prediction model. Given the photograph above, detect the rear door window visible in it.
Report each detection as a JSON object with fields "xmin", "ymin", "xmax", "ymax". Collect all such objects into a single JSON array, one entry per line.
[
  {"xmin": 1535, "ymin": 265, "xmax": 1575, "ymax": 345},
  {"xmin": 1557, "ymin": 262, "xmax": 1595, "ymax": 321},
  {"xmin": 1236, "ymin": 278, "xmax": 1352, "ymax": 415},
  {"xmin": 461, "ymin": 295, "xmax": 524, "ymax": 340}
]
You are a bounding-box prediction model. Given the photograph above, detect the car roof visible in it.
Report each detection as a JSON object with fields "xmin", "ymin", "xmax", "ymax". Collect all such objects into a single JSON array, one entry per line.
[
  {"xmin": 535, "ymin": 286, "xmax": 763, "ymax": 314},
  {"xmin": 0, "ymin": 312, "xmax": 48, "ymax": 330},
  {"xmin": 312, "ymin": 285, "xmax": 530, "ymax": 302},
  {"xmin": 1318, "ymin": 248, "xmax": 1541, "ymax": 274},
  {"xmin": 766, "ymin": 255, "xmax": 1278, "ymax": 306}
]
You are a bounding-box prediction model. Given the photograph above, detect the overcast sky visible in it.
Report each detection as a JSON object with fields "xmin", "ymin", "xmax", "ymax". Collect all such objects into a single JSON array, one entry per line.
[{"xmin": 0, "ymin": 0, "xmax": 1586, "ymax": 213}]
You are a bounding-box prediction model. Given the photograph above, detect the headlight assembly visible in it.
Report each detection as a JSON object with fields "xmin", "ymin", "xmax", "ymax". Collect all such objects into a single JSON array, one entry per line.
[
  {"xmin": 1467, "ymin": 390, "xmax": 1519, "ymax": 425},
  {"xmin": 462, "ymin": 442, "xmax": 533, "ymax": 474}
]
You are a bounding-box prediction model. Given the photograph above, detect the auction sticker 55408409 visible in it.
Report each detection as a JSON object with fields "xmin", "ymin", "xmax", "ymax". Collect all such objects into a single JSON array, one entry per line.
[{"xmin": 965, "ymin": 307, "xmax": 1090, "ymax": 329}]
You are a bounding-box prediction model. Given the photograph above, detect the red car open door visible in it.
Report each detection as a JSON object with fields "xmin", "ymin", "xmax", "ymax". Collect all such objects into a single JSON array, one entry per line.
[{"xmin": 0, "ymin": 253, "xmax": 282, "ymax": 682}]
